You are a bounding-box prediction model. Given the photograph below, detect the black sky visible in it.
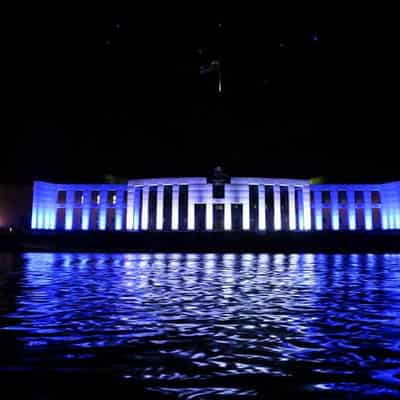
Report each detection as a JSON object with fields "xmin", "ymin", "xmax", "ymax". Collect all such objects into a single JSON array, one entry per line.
[{"xmin": 13, "ymin": 4, "xmax": 398, "ymax": 183}]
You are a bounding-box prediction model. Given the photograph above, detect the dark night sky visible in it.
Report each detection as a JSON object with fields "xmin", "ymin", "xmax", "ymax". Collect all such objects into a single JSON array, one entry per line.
[{"xmin": 12, "ymin": 4, "xmax": 398, "ymax": 183}]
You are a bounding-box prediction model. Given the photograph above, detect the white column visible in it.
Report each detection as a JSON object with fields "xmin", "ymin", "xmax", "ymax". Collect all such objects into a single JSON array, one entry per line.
[
  {"xmin": 81, "ymin": 190, "xmax": 91, "ymax": 230},
  {"xmin": 141, "ymin": 186, "xmax": 149, "ymax": 230},
  {"xmin": 50, "ymin": 199, "xmax": 57, "ymax": 230},
  {"xmin": 381, "ymin": 193, "xmax": 389, "ymax": 230},
  {"xmin": 273, "ymin": 185, "xmax": 281, "ymax": 231},
  {"xmin": 43, "ymin": 195, "xmax": 50, "ymax": 229},
  {"xmin": 314, "ymin": 191, "xmax": 322, "ymax": 230},
  {"xmin": 98, "ymin": 190, "xmax": 107, "ymax": 230},
  {"xmin": 171, "ymin": 185, "xmax": 179, "ymax": 230},
  {"xmin": 156, "ymin": 185, "xmax": 164, "ymax": 230},
  {"xmin": 126, "ymin": 187, "xmax": 134, "ymax": 230},
  {"xmin": 114, "ymin": 190, "xmax": 124, "ymax": 231},
  {"xmin": 37, "ymin": 203, "xmax": 44, "ymax": 229},
  {"xmin": 288, "ymin": 185, "xmax": 296, "ymax": 231},
  {"xmin": 51, "ymin": 188, "xmax": 58, "ymax": 230},
  {"xmin": 206, "ymin": 201, "xmax": 213, "ymax": 230},
  {"xmin": 188, "ymin": 186, "xmax": 195, "ymax": 230},
  {"xmin": 36, "ymin": 186, "xmax": 44, "ymax": 229},
  {"xmin": 44, "ymin": 190, "xmax": 56, "ymax": 230},
  {"xmin": 258, "ymin": 185, "xmax": 266, "ymax": 231},
  {"xmin": 303, "ymin": 186, "xmax": 312, "ymax": 231},
  {"xmin": 396, "ymin": 191, "xmax": 400, "ymax": 229},
  {"xmin": 65, "ymin": 191, "xmax": 74, "ymax": 230},
  {"xmin": 331, "ymin": 191, "xmax": 339, "ymax": 230},
  {"xmin": 348, "ymin": 191, "xmax": 356, "ymax": 230},
  {"xmin": 31, "ymin": 190, "xmax": 38, "ymax": 229},
  {"xmin": 31, "ymin": 182, "xmax": 39, "ymax": 229},
  {"xmin": 242, "ymin": 186, "xmax": 250, "ymax": 230},
  {"xmin": 364, "ymin": 190, "xmax": 372, "ymax": 230},
  {"xmin": 224, "ymin": 203, "xmax": 232, "ymax": 230},
  {"xmin": 297, "ymin": 189, "xmax": 304, "ymax": 230}
]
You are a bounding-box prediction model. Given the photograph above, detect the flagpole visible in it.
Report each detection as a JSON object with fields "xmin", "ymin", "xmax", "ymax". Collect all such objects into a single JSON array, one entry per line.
[
  {"xmin": 217, "ymin": 59, "xmax": 222, "ymax": 95},
  {"xmin": 200, "ymin": 59, "xmax": 223, "ymax": 95}
]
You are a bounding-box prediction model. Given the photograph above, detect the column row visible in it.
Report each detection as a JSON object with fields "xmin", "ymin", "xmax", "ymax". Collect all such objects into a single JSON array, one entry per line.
[
  {"xmin": 311, "ymin": 189, "xmax": 381, "ymax": 230},
  {"xmin": 129, "ymin": 184, "xmax": 311, "ymax": 232},
  {"xmin": 58, "ymin": 189, "xmax": 126, "ymax": 231}
]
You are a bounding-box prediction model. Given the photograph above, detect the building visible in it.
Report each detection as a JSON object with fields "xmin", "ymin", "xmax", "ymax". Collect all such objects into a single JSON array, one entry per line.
[{"xmin": 30, "ymin": 170, "xmax": 400, "ymax": 232}]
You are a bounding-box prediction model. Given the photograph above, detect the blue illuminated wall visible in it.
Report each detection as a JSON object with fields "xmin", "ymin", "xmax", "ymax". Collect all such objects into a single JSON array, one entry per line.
[
  {"xmin": 31, "ymin": 182, "xmax": 127, "ymax": 231},
  {"xmin": 381, "ymin": 182, "xmax": 400, "ymax": 230},
  {"xmin": 310, "ymin": 182, "xmax": 400, "ymax": 231},
  {"xmin": 31, "ymin": 178, "xmax": 400, "ymax": 232},
  {"xmin": 31, "ymin": 182, "xmax": 58, "ymax": 230}
]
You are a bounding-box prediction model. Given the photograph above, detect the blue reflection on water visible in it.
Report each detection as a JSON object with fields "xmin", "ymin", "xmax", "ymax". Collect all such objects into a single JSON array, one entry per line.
[{"xmin": 0, "ymin": 252, "xmax": 400, "ymax": 399}]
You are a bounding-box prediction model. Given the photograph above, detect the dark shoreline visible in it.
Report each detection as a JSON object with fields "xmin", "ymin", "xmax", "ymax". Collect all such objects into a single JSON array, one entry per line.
[{"xmin": 1, "ymin": 230, "xmax": 400, "ymax": 253}]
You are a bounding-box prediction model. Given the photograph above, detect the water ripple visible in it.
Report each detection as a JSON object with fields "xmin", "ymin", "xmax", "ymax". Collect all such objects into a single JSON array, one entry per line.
[{"xmin": 0, "ymin": 252, "xmax": 399, "ymax": 399}]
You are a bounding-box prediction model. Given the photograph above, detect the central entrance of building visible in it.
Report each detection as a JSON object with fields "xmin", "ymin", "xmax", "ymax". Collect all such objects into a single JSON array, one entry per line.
[
  {"xmin": 194, "ymin": 204, "xmax": 206, "ymax": 231},
  {"xmin": 231, "ymin": 204, "xmax": 243, "ymax": 231},
  {"xmin": 213, "ymin": 204, "xmax": 224, "ymax": 231}
]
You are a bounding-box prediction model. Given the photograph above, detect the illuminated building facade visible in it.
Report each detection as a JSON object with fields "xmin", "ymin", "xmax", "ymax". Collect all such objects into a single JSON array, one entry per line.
[{"xmin": 30, "ymin": 174, "xmax": 400, "ymax": 232}]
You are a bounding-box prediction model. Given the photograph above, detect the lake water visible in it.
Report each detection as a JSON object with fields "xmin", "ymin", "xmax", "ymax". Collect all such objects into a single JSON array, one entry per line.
[{"xmin": 0, "ymin": 253, "xmax": 399, "ymax": 399}]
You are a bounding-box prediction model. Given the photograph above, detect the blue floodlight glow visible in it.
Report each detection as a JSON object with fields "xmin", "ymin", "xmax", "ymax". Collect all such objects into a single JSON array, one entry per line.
[
  {"xmin": 382, "ymin": 211, "xmax": 388, "ymax": 230},
  {"xmin": 65, "ymin": 209, "xmax": 73, "ymax": 231},
  {"xmin": 396, "ymin": 209, "xmax": 400, "ymax": 229},
  {"xmin": 331, "ymin": 192, "xmax": 339, "ymax": 231},
  {"xmin": 31, "ymin": 207, "xmax": 37, "ymax": 229},
  {"xmin": 37, "ymin": 208, "xmax": 43, "ymax": 229},
  {"xmin": 243, "ymin": 203, "xmax": 250, "ymax": 230},
  {"xmin": 44, "ymin": 210, "xmax": 50, "ymax": 230},
  {"xmin": 314, "ymin": 191, "xmax": 323, "ymax": 231},
  {"xmin": 365, "ymin": 212, "xmax": 373, "ymax": 230},
  {"xmin": 115, "ymin": 210, "xmax": 123, "ymax": 231},
  {"xmin": 364, "ymin": 191, "xmax": 373, "ymax": 230},
  {"xmin": 389, "ymin": 211, "xmax": 395, "ymax": 229},
  {"xmin": 81, "ymin": 214, "xmax": 89, "ymax": 230},
  {"xmin": 348, "ymin": 212, "xmax": 356, "ymax": 230},
  {"xmin": 98, "ymin": 210, "xmax": 106, "ymax": 231},
  {"xmin": 331, "ymin": 212, "xmax": 339, "ymax": 230}
]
